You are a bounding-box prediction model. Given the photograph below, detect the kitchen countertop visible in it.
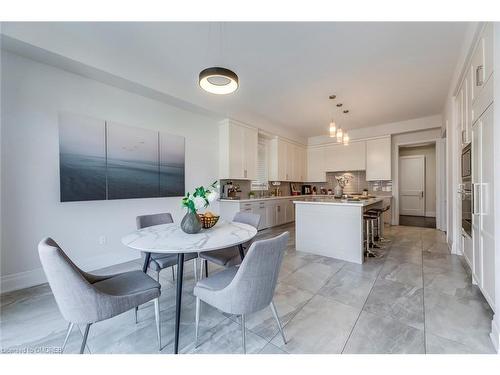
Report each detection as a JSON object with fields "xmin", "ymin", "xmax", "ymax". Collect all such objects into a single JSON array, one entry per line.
[
  {"xmin": 294, "ymin": 197, "xmax": 383, "ymax": 207},
  {"xmin": 220, "ymin": 194, "xmax": 391, "ymax": 203},
  {"xmin": 219, "ymin": 195, "xmax": 307, "ymax": 203}
]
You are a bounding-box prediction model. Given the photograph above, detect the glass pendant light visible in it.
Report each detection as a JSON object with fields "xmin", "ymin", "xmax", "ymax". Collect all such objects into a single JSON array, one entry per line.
[
  {"xmin": 343, "ymin": 131, "xmax": 349, "ymax": 145},
  {"xmin": 329, "ymin": 121, "xmax": 336, "ymax": 138},
  {"xmin": 336, "ymin": 127, "xmax": 343, "ymax": 143}
]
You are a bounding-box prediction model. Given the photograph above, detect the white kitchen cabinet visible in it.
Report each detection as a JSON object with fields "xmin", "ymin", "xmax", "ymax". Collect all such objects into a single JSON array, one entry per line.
[
  {"xmin": 366, "ymin": 137, "xmax": 391, "ymax": 181},
  {"xmin": 471, "ymin": 23, "xmax": 494, "ymax": 105},
  {"xmin": 462, "ymin": 234, "xmax": 473, "ymax": 269},
  {"xmin": 306, "ymin": 147, "xmax": 326, "ymax": 182},
  {"xmin": 218, "ymin": 119, "xmax": 258, "ymax": 180},
  {"xmin": 286, "ymin": 142, "xmax": 296, "ymax": 181},
  {"xmin": 275, "ymin": 201, "xmax": 286, "ymax": 225},
  {"xmin": 269, "ymin": 137, "xmax": 306, "ymax": 182},
  {"xmin": 325, "ymin": 140, "xmax": 366, "ymax": 172},
  {"xmin": 269, "ymin": 138, "xmax": 287, "ymax": 181},
  {"xmin": 471, "ymin": 104, "xmax": 495, "ymax": 308},
  {"xmin": 265, "ymin": 201, "xmax": 277, "ymax": 228},
  {"xmin": 252, "ymin": 201, "xmax": 267, "ymax": 230},
  {"xmin": 285, "ymin": 199, "xmax": 295, "ymax": 223}
]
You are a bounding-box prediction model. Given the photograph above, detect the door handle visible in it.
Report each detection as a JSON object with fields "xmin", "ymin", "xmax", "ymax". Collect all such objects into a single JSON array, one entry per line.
[
  {"xmin": 476, "ymin": 65, "xmax": 484, "ymax": 87},
  {"xmin": 421, "ymin": 191, "xmax": 424, "ymax": 198}
]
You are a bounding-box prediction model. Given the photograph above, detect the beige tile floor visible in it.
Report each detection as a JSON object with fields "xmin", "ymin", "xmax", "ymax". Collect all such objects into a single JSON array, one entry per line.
[{"xmin": 0, "ymin": 224, "xmax": 496, "ymax": 354}]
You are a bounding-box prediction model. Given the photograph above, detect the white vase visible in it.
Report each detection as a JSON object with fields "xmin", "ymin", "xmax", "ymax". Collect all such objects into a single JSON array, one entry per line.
[{"xmin": 334, "ymin": 184, "xmax": 343, "ymax": 198}]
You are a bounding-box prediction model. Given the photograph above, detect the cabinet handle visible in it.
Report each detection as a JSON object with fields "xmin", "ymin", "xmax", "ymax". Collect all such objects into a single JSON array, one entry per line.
[
  {"xmin": 461, "ymin": 130, "xmax": 466, "ymax": 143},
  {"xmin": 476, "ymin": 65, "xmax": 484, "ymax": 87},
  {"xmin": 244, "ymin": 169, "xmax": 247, "ymax": 178},
  {"xmin": 472, "ymin": 183, "xmax": 480, "ymax": 215}
]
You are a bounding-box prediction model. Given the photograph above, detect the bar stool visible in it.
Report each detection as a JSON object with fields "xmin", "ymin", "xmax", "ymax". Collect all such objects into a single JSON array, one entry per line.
[
  {"xmin": 367, "ymin": 205, "xmax": 391, "ymax": 244},
  {"xmin": 363, "ymin": 212, "xmax": 379, "ymax": 257}
]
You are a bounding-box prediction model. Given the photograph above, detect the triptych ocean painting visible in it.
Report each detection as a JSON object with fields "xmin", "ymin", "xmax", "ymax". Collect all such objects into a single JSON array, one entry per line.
[{"xmin": 59, "ymin": 113, "xmax": 185, "ymax": 202}]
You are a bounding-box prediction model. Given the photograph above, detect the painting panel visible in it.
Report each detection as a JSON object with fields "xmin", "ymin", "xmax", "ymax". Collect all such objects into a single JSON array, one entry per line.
[
  {"xmin": 159, "ymin": 132, "xmax": 185, "ymax": 197},
  {"xmin": 59, "ymin": 113, "xmax": 106, "ymax": 202},
  {"xmin": 107, "ymin": 122, "xmax": 160, "ymax": 199}
]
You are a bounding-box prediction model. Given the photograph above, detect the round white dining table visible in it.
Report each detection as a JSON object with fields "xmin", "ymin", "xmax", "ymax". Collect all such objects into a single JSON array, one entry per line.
[{"xmin": 121, "ymin": 220, "xmax": 257, "ymax": 354}]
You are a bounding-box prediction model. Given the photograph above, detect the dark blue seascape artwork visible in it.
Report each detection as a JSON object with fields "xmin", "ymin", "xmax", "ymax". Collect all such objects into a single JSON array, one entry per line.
[
  {"xmin": 59, "ymin": 113, "xmax": 107, "ymax": 202},
  {"xmin": 59, "ymin": 113, "xmax": 185, "ymax": 202}
]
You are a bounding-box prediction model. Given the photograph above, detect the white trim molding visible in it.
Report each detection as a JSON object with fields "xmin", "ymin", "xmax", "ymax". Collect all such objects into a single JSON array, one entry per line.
[
  {"xmin": 0, "ymin": 251, "xmax": 140, "ymax": 293},
  {"xmin": 392, "ymin": 134, "xmax": 442, "ymax": 226}
]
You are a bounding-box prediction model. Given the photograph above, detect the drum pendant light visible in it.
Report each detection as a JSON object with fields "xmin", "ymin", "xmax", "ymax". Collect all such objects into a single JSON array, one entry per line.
[
  {"xmin": 199, "ymin": 23, "xmax": 238, "ymax": 95},
  {"xmin": 199, "ymin": 67, "xmax": 239, "ymax": 95}
]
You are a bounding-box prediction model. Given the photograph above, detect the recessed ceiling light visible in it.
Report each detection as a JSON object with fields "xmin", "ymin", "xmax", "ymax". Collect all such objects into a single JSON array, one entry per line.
[{"xmin": 199, "ymin": 67, "xmax": 239, "ymax": 95}]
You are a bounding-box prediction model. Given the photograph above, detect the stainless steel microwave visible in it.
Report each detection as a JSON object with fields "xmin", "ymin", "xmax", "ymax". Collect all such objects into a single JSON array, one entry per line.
[{"xmin": 462, "ymin": 143, "xmax": 471, "ymax": 179}]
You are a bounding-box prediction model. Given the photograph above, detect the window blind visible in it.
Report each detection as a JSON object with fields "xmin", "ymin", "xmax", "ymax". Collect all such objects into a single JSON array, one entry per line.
[{"xmin": 251, "ymin": 139, "xmax": 268, "ymax": 191}]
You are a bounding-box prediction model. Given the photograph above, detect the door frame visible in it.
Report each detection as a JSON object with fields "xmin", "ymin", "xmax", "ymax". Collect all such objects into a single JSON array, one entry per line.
[
  {"xmin": 393, "ymin": 138, "xmax": 444, "ymax": 227},
  {"xmin": 399, "ymin": 155, "xmax": 426, "ymax": 217}
]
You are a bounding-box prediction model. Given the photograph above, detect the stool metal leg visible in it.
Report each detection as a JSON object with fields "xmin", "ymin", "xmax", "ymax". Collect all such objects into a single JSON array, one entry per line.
[{"xmin": 365, "ymin": 218, "xmax": 378, "ymax": 258}]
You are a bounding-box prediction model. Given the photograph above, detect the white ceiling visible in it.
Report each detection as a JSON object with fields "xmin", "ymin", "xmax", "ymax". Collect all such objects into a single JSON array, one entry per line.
[{"xmin": 3, "ymin": 22, "xmax": 468, "ymax": 137}]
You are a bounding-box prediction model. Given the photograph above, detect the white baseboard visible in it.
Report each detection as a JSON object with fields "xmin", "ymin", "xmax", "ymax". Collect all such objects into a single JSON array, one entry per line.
[
  {"xmin": 450, "ymin": 240, "xmax": 463, "ymax": 256},
  {"xmin": 0, "ymin": 268, "xmax": 47, "ymax": 294},
  {"xmin": 490, "ymin": 315, "xmax": 500, "ymax": 353},
  {"xmin": 425, "ymin": 211, "xmax": 436, "ymax": 218},
  {"xmin": 0, "ymin": 251, "xmax": 140, "ymax": 294}
]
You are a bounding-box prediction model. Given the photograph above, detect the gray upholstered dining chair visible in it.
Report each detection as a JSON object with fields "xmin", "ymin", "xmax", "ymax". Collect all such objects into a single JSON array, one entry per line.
[
  {"xmin": 38, "ymin": 237, "xmax": 162, "ymax": 354},
  {"xmin": 193, "ymin": 232, "xmax": 289, "ymax": 353},
  {"xmin": 199, "ymin": 211, "xmax": 261, "ymax": 277},
  {"xmin": 136, "ymin": 213, "xmax": 198, "ymax": 284}
]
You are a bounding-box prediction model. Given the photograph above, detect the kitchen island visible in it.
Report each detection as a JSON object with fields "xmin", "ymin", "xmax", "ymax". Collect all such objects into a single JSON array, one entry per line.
[{"xmin": 294, "ymin": 197, "xmax": 384, "ymax": 264}]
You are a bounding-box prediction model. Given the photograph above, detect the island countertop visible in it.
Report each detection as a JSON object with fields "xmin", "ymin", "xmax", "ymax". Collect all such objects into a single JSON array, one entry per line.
[{"xmin": 293, "ymin": 197, "xmax": 383, "ymax": 207}]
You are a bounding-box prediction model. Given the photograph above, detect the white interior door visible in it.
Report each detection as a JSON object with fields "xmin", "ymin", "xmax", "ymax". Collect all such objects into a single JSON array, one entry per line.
[{"xmin": 399, "ymin": 155, "xmax": 425, "ymax": 216}]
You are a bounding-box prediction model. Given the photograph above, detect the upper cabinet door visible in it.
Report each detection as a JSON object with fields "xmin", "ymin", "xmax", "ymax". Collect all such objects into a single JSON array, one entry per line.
[
  {"xmin": 470, "ymin": 23, "xmax": 494, "ymax": 104},
  {"xmin": 366, "ymin": 137, "xmax": 391, "ymax": 181},
  {"xmin": 218, "ymin": 120, "xmax": 258, "ymax": 180},
  {"xmin": 482, "ymin": 22, "xmax": 493, "ymax": 85},
  {"xmin": 286, "ymin": 141, "xmax": 296, "ymax": 181},
  {"xmin": 243, "ymin": 125, "xmax": 258, "ymax": 180},
  {"xmin": 325, "ymin": 141, "xmax": 366, "ymax": 172},
  {"xmin": 269, "ymin": 138, "xmax": 306, "ymax": 182},
  {"xmin": 269, "ymin": 138, "xmax": 287, "ymax": 181},
  {"xmin": 227, "ymin": 123, "xmax": 245, "ymax": 179}
]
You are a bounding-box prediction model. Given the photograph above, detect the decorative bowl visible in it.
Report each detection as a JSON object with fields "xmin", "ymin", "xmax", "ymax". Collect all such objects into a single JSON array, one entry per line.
[{"xmin": 198, "ymin": 214, "xmax": 220, "ymax": 229}]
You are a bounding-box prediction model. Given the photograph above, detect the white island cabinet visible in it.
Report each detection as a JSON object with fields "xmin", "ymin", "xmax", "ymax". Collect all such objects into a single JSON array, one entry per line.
[
  {"xmin": 219, "ymin": 196, "xmax": 305, "ymax": 230},
  {"xmin": 294, "ymin": 198, "xmax": 383, "ymax": 264}
]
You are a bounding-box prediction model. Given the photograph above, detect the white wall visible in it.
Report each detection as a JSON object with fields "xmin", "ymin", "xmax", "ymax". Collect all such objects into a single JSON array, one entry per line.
[
  {"xmin": 391, "ymin": 128, "xmax": 442, "ymax": 225},
  {"xmin": 0, "ymin": 51, "xmax": 221, "ymax": 292},
  {"xmin": 399, "ymin": 144, "xmax": 436, "ymax": 217}
]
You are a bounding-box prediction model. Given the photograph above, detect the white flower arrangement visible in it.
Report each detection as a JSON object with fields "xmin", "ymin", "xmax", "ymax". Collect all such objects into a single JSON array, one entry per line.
[
  {"xmin": 335, "ymin": 174, "xmax": 353, "ymax": 188},
  {"xmin": 181, "ymin": 181, "xmax": 219, "ymax": 213}
]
